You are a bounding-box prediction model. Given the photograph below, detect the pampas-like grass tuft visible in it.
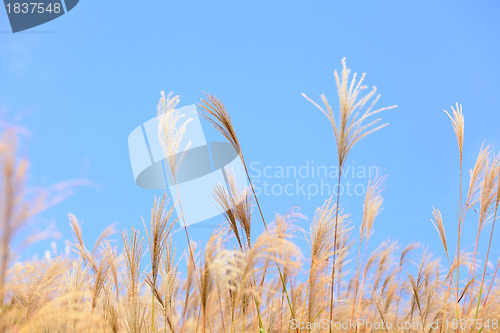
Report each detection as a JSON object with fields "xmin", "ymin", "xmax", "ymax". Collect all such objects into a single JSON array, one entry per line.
[{"xmin": 2, "ymin": 62, "xmax": 500, "ymax": 333}]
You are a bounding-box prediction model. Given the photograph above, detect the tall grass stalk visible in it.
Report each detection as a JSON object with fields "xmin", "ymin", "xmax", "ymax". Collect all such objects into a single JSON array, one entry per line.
[
  {"xmin": 0, "ymin": 129, "xmax": 46, "ymax": 306},
  {"xmin": 462, "ymin": 153, "xmax": 499, "ymax": 315},
  {"xmin": 302, "ymin": 58, "xmax": 395, "ymax": 331},
  {"xmin": 143, "ymin": 193, "xmax": 176, "ymax": 333},
  {"xmin": 444, "ymin": 103, "xmax": 465, "ymax": 323},
  {"xmin": 350, "ymin": 176, "xmax": 384, "ymax": 330},
  {"xmin": 122, "ymin": 227, "xmax": 146, "ymax": 333},
  {"xmin": 474, "ymin": 162, "xmax": 500, "ymax": 322},
  {"xmin": 157, "ymin": 91, "xmax": 202, "ymax": 329},
  {"xmin": 199, "ymin": 94, "xmax": 297, "ymax": 332}
]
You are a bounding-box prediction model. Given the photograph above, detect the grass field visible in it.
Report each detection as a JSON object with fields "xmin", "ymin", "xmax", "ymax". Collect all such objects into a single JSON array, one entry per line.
[{"xmin": 1, "ymin": 60, "xmax": 499, "ymax": 332}]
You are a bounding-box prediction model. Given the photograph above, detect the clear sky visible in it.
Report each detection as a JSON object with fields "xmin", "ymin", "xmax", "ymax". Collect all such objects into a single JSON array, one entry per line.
[{"xmin": 1, "ymin": 1, "xmax": 500, "ymax": 269}]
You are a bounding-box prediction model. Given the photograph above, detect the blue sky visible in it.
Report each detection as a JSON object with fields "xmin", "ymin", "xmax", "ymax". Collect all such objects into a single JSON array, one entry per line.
[{"xmin": 1, "ymin": 1, "xmax": 500, "ymax": 270}]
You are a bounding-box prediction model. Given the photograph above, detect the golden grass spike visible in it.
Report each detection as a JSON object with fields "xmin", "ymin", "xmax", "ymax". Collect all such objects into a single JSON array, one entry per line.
[
  {"xmin": 158, "ymin": 91, "xmax": 193, "ymax": 178},
  {"xmin": 198, "ymin": 93, "xmax": 241, "ymax": 154},
  {"xmin": 444, "ymin": 102, "xmax": 464, "ymax": 164},
  {"xmin": 360, "ymin": 176, "xmax": 385, "ymax": 242},
  {"xmin": 213, "ymin": 183, "xmax": 243, "ymax": 249},
  {"xmin": 143, "ymin": 193, "xmax": 176, "ymax": 332},
  {"xmin": 306, "ymin": 196, "xmax": 338, "ymax": 323},
  {"xmin": 431, "ymin": 208, "xmax": 449, "ymax": 262},
  {"xmin": 478, "ymin": 154, "xmax": 500, "ymax": 231},
  {"xmin": 213, "ymin": 170, "xmax": 253, "ymax": 251},
  {"xmin": 466, "ymin": 144, "xmax": 491, "ymax": 208},
  {"xmin": 121, "ymin": 227, "xmax": 145, "ymax": 333}
]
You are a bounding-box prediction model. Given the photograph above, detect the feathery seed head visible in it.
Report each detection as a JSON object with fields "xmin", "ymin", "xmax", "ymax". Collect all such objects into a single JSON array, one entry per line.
[
  {"xmin": 302, "ymin": 58, "xmax": 396, "ymax": 169},
  {"xmin": 467, "ymin": 144, "xmax": 491, "ymax": 208},
  {"xmin": 444, "ymin": 102, "xmax": 464, "ymax": 164},
  {"xmin": 213, "ymin": 171, "xmax": 253, "ymax": 250},
  {"xmin": 478, "ymin": 153, "xmax": 500, "ymax": 231},
  {"xmin": 198, "ymin": 93, "xmax": 241, "ymax": 155},
  {"xmin": 360, "ymin": 176, "xmax": 385, "ymax": 241},
  {"xmin": 157, "ymin": 91, "xmax": 193, "ymax": 178},
  {"xmin": 431, "ymin": 208, "xmax": 449, "ymax": 261}
]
